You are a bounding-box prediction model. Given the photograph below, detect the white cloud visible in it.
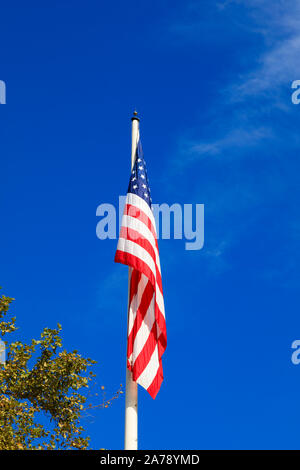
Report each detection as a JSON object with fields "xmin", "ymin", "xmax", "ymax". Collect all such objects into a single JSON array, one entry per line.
[
  {"xmin": 172, "ymin": 0, "xmax": 299, "ymax": 163},
  {"xmin": 185, "ymin": 126, "xmax": 273, "ymax": 160},
  {"xmin": 225, "ymin": 0, "xmax": 300, "ymax": 99},
  {"xmin": 162, "ymin": 1, "xmax": 300, "ymax": 277}
]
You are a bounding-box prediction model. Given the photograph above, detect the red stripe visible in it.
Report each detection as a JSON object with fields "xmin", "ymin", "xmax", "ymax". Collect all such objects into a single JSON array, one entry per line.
[
  {"xmin": 127, "ymin": 279, "xmax": 154, "ymax": 360},
  {"xmin": 128, "ymin": 269, "xmax": 141, "ymax": 308},
  {"xmin": 155, "ymin": 305, "xmax": 167, "ymax": 348},
  {"xmin": 125, "ymin": 204, "xmax": 157, "ymax": 243},
  {"xmin": 117, "ymin": 225, "xmax": 163, "ymax": 294},
  {"xmin": 146, "ymin": 360, "xmax": 164, "ymax": 400},
  {"xmin": 115, "ymin": 250, "xmax": 156, "ymax": 288},
  {"xmin": 157, "ymin": 331, "xmax": 167, "ymax": 360},
  {"xmin": 155, "ymin": 269, "xmax": 163, "ymax": 300},
  {"xmin": 119, "ymin": 226, "xmax": 156, "ymax": 266},
  {"xmin": 132, "ymin": 320, "xmax": 157, "ymax": 381},
  {"xmin": 123, "ymin": 202, "xmax": 163, "ymax": 289},
  {"xmin": 115, "ymin": 194, "xmax": 167, "ymax": 399}
]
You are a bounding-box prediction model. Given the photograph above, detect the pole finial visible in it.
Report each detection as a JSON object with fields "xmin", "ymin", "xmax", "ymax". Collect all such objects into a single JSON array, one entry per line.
[{"xmin": 131, "ymin": 110, "xmax": 140, "ymax": 122}]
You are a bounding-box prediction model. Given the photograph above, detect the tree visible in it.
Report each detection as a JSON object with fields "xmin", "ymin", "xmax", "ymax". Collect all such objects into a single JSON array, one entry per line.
[{"xmin": 0, "ymin": 290, "xmax": 118, "ymax": 450}]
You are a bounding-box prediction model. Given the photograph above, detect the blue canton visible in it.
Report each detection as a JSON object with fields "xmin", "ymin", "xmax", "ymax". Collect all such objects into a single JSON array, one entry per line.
[{"xmin": 127, "ymin": 140, "xmax": 152, "ymax": 208}]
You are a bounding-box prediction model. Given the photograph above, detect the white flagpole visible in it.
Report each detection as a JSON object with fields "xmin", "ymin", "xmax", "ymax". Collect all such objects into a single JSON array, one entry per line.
[{"xmin": 124, "ymin": 111, "xmax": 139, "ymax": 450}]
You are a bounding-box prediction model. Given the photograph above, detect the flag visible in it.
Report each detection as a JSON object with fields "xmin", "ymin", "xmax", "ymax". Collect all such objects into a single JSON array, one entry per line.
[{"xmin": 115, "ymin": 139, "xmax": 167, "ymax": 399}]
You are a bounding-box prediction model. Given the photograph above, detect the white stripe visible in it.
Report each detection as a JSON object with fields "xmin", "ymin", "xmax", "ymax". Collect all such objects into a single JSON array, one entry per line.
[
  {"xmin": 127, "ymin": 296, "xmax": 138, "ymax": 340},
  {"xmin": 122, "ymin": 214, "xmax": 161, "ymax": 274},
  {"xmin": 128, "ymin": 284, "xmax": 165, "ymax": 368},
  {"xmin": 131, "ymin": 294, "xmax": 155, "ymax": 365},
  {"xmin": 118, "ymin": 233, "xmax": 165, "ymax": 318},
  {"xmin": 156, "ymin": 253, "xmax": 161, "ymax": 273},
  {"xmin": 156, "ymin": 285, "xmax": 165, "ymax": 319},
  {"xmin": 127, "ymin": 274, "xmax": 148, "ymax": 337},
  {"xmin": 123, "ymin": 214, "xmax": 156, "ymax": 251},
  {"xmin": 136, "ymin": 344, "xmax": 159, "ymax": 389},
  {"xmin": 126, "ymin": 193, "xmax": 156, "ymax": 230},
  {"xmin": 117, "ymin": 238, "xmax": 156, "ymax": 279}
]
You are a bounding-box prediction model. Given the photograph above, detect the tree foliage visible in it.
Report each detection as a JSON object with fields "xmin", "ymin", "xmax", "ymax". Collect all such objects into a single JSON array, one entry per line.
[{"xmin": 0, "ymin": 290, "xmax": 102, "ymax": 450}]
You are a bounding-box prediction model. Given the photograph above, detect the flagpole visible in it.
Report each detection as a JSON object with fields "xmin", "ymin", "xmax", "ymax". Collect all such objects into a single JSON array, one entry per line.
[{"xmin": 124, "ymin": 111, "xmax": 139, "ymax": 450}]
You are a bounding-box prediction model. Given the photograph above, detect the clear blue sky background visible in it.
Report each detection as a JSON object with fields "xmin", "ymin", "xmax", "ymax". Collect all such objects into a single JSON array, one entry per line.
[{"xmin": 1, "ymin": 0, "xmax": 300, "ymax": 450}]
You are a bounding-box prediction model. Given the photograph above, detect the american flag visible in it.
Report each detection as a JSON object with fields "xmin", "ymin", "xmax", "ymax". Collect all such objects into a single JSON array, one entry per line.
[{"xmin": 115, "ymin": 139, "xmax": 167, "ymax": 399}]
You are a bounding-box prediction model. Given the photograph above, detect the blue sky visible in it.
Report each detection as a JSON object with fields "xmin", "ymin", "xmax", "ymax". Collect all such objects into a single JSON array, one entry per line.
[{"xmin": 1, "ymin": 0, "xmax": 300, "ymax": 449}]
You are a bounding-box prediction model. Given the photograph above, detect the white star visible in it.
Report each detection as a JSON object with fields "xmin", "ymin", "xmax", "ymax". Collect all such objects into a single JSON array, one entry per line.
[
  {"xmin": 141, "ymin": 174, "xmax": 145, "ymax": 179},
  {"xmin": 137, "ymin": 158, "xmax": 141, "ymax": 162},
  {"xmin": 133, "ymin": 184, "xmax": 138, "ymax": 189},
  {"xmin": 142, "ymin": 184, "xmax": 146, "ymax": 188},
  {"xmin": 138, "ymin": 166, "xmax": 143, "ymax": 170},
  {"xmin": 144, "ymin": 193, "xmax": 148, "ymax": 198},
  {"xmin": 131, "ymin": 177, "xmax": 136, "ymax": 181}
]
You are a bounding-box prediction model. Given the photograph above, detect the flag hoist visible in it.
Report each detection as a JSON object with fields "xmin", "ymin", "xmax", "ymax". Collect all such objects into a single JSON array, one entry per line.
[{"xmin": 114, "ymin": 112, "xmax": 167, "ymax": 450}]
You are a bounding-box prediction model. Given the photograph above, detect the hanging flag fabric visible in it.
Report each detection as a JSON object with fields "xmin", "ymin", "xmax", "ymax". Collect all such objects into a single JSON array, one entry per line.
[{"xmin": 115, "ymin": 140, "xmax": 167, "ymax": 399}]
